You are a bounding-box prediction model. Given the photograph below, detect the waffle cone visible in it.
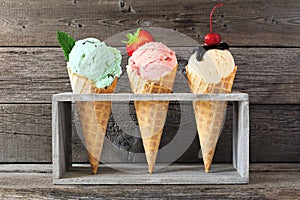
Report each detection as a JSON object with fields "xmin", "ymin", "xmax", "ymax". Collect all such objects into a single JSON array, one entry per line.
[
  {"xmin": 68, "ymin": 68, "xmax": 117, "ymax": 174},
  {"xmin": 186, "ymin": 66, "xmax": 237, "ymax": 172},
  {"xmin": 127, "ymin": 65, "xmax": 178, "ymax": 173}
]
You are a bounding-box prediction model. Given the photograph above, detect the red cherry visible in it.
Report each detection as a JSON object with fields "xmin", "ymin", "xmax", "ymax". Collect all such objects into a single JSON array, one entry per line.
[
  {"xmin": 204, "ymin": 33, "xmax": 222, "ymax": 46},
  {"xmin": 204, "ymin": 3, "xmax": 224, "ymax": 45}
]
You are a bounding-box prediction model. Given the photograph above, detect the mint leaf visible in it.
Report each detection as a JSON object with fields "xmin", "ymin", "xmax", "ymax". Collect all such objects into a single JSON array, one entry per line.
[{"xmin": 57, "ymin": 31, "xmax": 75, "ymax": 61}]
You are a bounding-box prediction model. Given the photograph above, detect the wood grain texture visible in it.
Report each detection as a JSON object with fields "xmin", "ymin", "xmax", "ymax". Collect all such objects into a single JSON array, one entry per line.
[
  {"xmin": 0, "ymin": 104, "xmax": 299, "ymax": 163},
  {"xmin": 0, "ymin": 164, "xmax": 299, "ymax": 199},
  {"xmin": 0, "ymin": 104, "xmax": 52, "ymax": 162},
  {"xmin": 0, "ymin": 0, "xmax": 299, "ymax": 166},
  {"xmin": 250, "ymin": 105, "xmax": 300, "ymax": 162},
  {"xmin": 0, "ymin": 0, "xmax": 299, "ymax": 46},
  {"xmin": 0, "ymin": 47, "xmax": 299, "ymax": 104}
]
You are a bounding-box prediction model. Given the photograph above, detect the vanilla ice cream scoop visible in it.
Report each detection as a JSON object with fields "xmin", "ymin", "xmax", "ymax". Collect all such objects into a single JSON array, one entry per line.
[{"xmin": 186, "ymin": 48, "xmax": 235, "ymax": 84}]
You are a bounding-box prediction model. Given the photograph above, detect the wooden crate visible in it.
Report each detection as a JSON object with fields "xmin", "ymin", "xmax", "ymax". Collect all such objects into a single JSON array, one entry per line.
[{"xmin": 52, "ymin": 93, "xmax": 249, "ymax": 184}]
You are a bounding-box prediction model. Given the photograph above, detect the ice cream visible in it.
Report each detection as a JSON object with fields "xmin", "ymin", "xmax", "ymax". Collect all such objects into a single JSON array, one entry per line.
[
  {"xmin": 187, "ymin": 48, "xmax": 235, "ymax": 83},
  {"xmin": 68, "ymin": 38, "xmax": 122, "ymax": 88},
  {"xmin": 185, "ymin": 2, "xmax": 237, "ymax": 173},
  {"xmin": 186, "ymin": 45, "xmax": 237, "ymax": 173},
  {"xmin": 127, "ymin": 42, "xmax": 177, "ymax": 81},
  {"xmin": 58, "ymin": 32, "xmax": 122, "ymax": 174},
  {"xmin": 126, "ymin": 41, "xmax": 178, "ymax": 173}
]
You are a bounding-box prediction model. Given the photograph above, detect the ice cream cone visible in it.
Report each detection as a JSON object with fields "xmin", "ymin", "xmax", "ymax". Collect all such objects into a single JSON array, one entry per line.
[
  {"xmin": 186, "ymin": 66, "xmax": 237, "ymax": 172},
  {"xmin": 127, "ymin": 65, "xmax": 178, "ymax": 173},
  {"xmin": 68, "ymin": 68, "xmax": 118, "ymax": 174}
]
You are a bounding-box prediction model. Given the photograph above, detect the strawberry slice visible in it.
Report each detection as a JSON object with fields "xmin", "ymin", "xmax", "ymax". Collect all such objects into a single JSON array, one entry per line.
[{"xmin": 124, "ymin": 28, "xmax": 154, "ymax": 56}]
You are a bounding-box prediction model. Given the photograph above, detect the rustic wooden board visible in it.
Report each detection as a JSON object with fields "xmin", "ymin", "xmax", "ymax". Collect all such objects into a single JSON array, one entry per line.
[
  {"xmin": 0, "ymin": 47, "xmax": 299, "ymax": 104},
  {"xmin": 0, "ymin": 0, "xmax": 299, "ymax": 46},
  {"xmin": 0, "ymin": 164, "xmax": 299, "ymax": 199},
  {"xmin": 0, "ymin": 104, "xmax": 299, "ymax": 163}
]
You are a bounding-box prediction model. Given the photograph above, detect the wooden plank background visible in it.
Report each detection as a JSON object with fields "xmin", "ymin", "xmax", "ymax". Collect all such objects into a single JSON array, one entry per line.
[{"xmin": 0, "ymin": 0, "xmax": 299, "ymax": 163}]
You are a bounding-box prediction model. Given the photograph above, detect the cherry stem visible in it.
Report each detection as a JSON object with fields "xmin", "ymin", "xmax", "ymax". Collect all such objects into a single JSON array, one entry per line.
[{"xmin": 210, "ymin": 3, "xmax": 224, "ymax": 33}]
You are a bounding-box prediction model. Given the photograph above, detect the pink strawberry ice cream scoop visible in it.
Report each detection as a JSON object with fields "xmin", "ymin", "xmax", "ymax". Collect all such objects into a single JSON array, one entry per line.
[{"xmin": 127, "ymin": 42, "xmax": 177, "ymax": 81}]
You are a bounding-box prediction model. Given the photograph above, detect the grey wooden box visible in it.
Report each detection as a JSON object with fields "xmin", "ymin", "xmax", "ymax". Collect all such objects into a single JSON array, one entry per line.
[{"xmin": 52, "ymin": 92, "xmax": 249, "ymax": 184}]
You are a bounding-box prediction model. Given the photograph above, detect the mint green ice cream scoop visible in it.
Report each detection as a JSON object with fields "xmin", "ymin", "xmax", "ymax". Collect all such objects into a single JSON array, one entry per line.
[{"xmin": 68, "ymin": 38, "xmax": 122, "ymax": 88}]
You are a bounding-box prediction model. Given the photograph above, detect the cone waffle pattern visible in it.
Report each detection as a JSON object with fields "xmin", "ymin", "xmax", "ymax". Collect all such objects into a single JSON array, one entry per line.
[
  {"xmin": 68, "ymin": 68, "xmax": 117, "ymax": 174},
  {"xmin": 127, "ymin": 65, "xmax": 178, "ymax": 173},
  {"xmin": 186, "ymin": 66, "xmax": 237, "ymax": 172}
]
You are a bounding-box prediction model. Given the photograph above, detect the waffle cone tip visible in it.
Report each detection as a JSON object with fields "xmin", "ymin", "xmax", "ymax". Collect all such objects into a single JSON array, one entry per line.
[
  {"xmin": 145, "ymin": 151, "xmax": 157, "ymax": 174},
  {"xmin": 203, "ymin": 147, "xmax": 216, "ymax": 173},
  {"xmin": 89, "ymin": 155, "xmax": 100, "ymax": 174},
  {"xmin": 204, "ymin": 164, "xmax": 211, "ymax": 173},
  {"xmin": 148, "ymin": 167, "xmax": 154, "ymax": 174},
  {"xmin": 91, "ymin": 165, "xmax": 98, "ymax": 174}
]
